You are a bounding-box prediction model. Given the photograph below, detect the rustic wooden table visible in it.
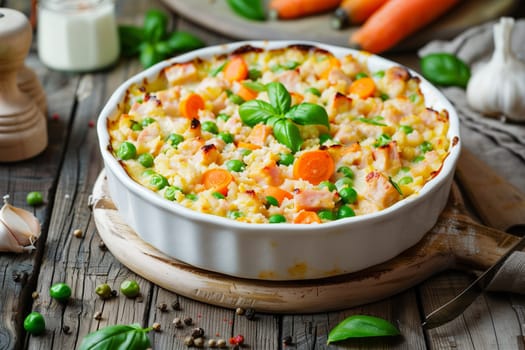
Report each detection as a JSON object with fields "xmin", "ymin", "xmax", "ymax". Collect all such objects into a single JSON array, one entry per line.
[{"xmin": 1, "ymin": 0, "xmax": 525, "ymax": 349}]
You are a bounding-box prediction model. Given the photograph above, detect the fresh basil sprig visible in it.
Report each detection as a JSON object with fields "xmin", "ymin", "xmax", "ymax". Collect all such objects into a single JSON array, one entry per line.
[
  {"xmin": 327, "ymin": 315, "xmax": 400, "ymax": 344},
  {"xmin": 239, "ymin": 82, "xmax": 329, "ymax": 152},
  {"xmin": 226, "ymin": 0, "xmax": 266, "ymax": 21},
  {"xmin": 119, "ymin": 9, "xmax": 205, "ymax": 68},
  {"xmin": 78, "ymin": 323, "xmax": 152, "ymax": 350}
]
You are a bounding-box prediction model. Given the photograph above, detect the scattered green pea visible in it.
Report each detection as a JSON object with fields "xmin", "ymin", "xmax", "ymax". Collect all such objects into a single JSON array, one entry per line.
[
  {"xmin": 265, "ymin": 196, "xmax": 279, "ymax": 207},
  {"xmin": 141, "ymin": 117, "xmax": 155, "ymax": 127},
  {"xmin": 227, "ymin": 210, "xmax": 243, "ymax": 220},
  {"xmin": 318, "ymin": 209, "xmax": 335, "ymax": 221},
  {"xmin": 338, "ymin": 187, "xmax": 358, "ymax": 204},
  {"xmin": 137, "ymin": 153, "xmax": 154, "ymax": 168},
  {"xmin": 95, "ymin": 283, "xmax": 112, "ymax": 299},
  {"xmin": 26, "ymin": 191, "xmax": 44, "ymax": 206},
  {"xmin": 373, "ymin": 70, "xmax": 385, "ymax": 78},
  {"xmin": 24, "ymin": 312, "xmax": 45, "ymax": 335},
  {"xmin": 413, "ymin": 155, "xmax": 425, "ymax": 163},
  {"xmin": 226, "ymin": 90, "xmax": 245, "ymax": 105},
  {"xmin": 239, "ymin": 148, "xmax": 252, "ymax": 156},
  {"xmin": 167, "ymin": 133, "xmax": 184, "ymax": 147},
  {"xmin": 409, "ymin": 94, "xmax": 420, "ymax": 103},
  {"xmin": 218, "ymin": 132, "xmax": 234, "ymax": 144},
  {"xmin": 399, "ymin": 176, "xmax": 413, "ymax": 185},
  {"xmin": 131, "ymin": 121, "xmax": 143, "ymax": 131},
  {"xmin": 202, "ymin": 121, "xmax": 219, "ymax": 134},
  {"xmin": 337, "ymin": 205, "xmax": 356, "ymax": 219},
  {"xmin": 185, "ymin": 193, "xmax": 198, "ymax": 201},
  {"xmin": 117, "ymin": 141, "xmax": 137, "ymax": 160},
  {"xmin": 400, "ymin": 125, "xmax": 413, "ymax": 135},
  {"xmin": 164, "ymin": 186, "xmax": 182, "ymax": 201},
  {"xmin": 150, "ymin": 174, "xmax": 169, "ymax": 190},
  {"xmin": 318, "ymin": 181, "xmax": 336, "ymax": 192},
  {"xmin": 269, "ymin": 214, "xmax": 286, "ymax": 223},
  {"xmin": 305, "ymin": 87, "xmax": 321, "ymax": 97},
  {"xmin": 278, "ymin": 153, "xmax": 295, "ymax": 166},
  {"xmin": 226, "ymin": 159, "xmax": 246, "ymax": 172},
  {"xmin": 335, "ymin": 177, "xmax": 353, "ymax": 190},
  {"xmin": 120, "ymin": 280, "xmax": 140, "ymax": 298},
  {"xmin": 337, "ymin": 166, "xmax": 354, "ymax": 179},
  {"xmin": 380, "ymin": 93, "xmax": 389, "ymax": 101},
  {"xmin": 142, "ymin": 169, "xmax": 156, "ymax": 177},
  {"xmin": 420, "ymin": 141, "xmax": 433, "ymax": 153},
  {"xmin": 374, "ymin": 133, "xmax": 392, "ymax": 148},
  {"xmin": 248, "ymin": 68, "xmax": 262, "ymax": 80},
  {"xmin": 217, "ymin": 113, "xmax": 230, "ymax": 121},
  {"xmin": 355, "ymin": 72, "xmax": 368, "ymax": 80},
  {"xmin": 49, "ymin": 282, "xmax": 72, "ymax": 302},
  {"xmin": 212, "ymin": 191, "xmax": 226, "ymax": 199}
]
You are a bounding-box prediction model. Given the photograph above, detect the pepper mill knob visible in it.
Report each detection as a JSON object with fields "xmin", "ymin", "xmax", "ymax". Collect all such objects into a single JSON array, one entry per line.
[{"xmin": 0, "ymin": 8, "xmax": 47, "ymax": 162}]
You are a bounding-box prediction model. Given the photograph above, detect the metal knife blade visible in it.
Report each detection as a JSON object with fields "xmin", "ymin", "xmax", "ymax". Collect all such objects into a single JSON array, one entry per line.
[{"xmin": 422, "ymin": 233, "xmax": 525, "ymax": 329}]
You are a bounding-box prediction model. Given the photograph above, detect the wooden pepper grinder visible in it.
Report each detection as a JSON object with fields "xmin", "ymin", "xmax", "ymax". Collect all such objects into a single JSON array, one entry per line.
[{"xmin": 0, "ymin": 8, "xmax": 47, "ymax": 162}]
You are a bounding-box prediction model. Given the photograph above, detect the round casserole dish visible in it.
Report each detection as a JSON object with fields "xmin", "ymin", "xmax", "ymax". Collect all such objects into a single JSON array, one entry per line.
[{"xmin": 97, "ymin": 41, "xmax": 460, "ymax": 281}]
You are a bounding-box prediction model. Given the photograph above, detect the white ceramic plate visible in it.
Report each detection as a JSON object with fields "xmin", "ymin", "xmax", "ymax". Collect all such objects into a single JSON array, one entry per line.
[{"xmin": 97, "ymin": 41, "xmax": 460, "ymax": 280}]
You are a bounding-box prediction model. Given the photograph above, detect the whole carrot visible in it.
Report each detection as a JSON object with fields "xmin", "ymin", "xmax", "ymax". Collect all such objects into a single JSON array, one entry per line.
[
  {"xmin": 332, "ymin": 0, "xmax": 389, "ymax": 29},
  {"xmin": 269, "ymin": 0, "xmax": 342, "ymax": 20},
  {"xmin": 350, "ymin": 0, "xmax": 460, "ymax": 53}
]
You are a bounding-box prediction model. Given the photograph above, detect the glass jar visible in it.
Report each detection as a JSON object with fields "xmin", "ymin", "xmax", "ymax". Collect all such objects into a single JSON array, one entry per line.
[{"xmin": 37, "ymin": 0, "xmax": 119, "ymax": 72}]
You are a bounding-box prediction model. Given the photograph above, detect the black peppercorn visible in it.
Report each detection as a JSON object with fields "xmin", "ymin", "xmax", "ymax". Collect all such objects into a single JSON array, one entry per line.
[
  {"xmin": 183, "ymin": 316, "xmax": 193, "ymax": 326},
  {"xmin": 191, "ymin": 327, "xmax": 204, "ymax": 338},
  {"xmin": 245, "ymin": 308, "xmax": 256, "ymax": 320}
]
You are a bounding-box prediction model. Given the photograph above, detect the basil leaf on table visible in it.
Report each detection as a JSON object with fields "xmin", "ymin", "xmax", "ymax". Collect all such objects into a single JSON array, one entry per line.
[
  {"xmin": 118, "ymin": 26, "xmax": 145, "ymax": 57},
  {"xmin": 239, "ymin": 100, "xmax": 277, "ymax": 126},
  {"xmin": 420, "ymin": 53, "xmax": 471, "ymax": 88},
  {"xmin": 226, "ymin": 0, "xmax": 266, "ymax": 21},
  {"xmin": 143, "ymin": 9, "xmax": 169, "ymax": 42},
  {"xmin": 328, "ymin": 315, "xmax": 400, "ymax": 344},
  {"xmin": 267, "ymin": 82, "xmax": 291, "ymax": 115},
  {"xmin": 139, "ymin": 42, "xmax": 164, "ymax": 68},
  {"xmin": 167, "ymin": 31, "xmax": 205, "ymax": 52},
  {"xmin": 273, "ymin": 118, "xmax": 303, "ymax": 153},
  {"xmin": 78, "ymin": 323, "xmax": 152, "ymax": 350},
  {"xmin": 286, "ymin": 103, "xmax": 330, "ymax": 128}
]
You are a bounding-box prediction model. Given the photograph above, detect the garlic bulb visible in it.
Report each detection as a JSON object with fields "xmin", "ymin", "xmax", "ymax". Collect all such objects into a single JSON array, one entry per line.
[
  {"xmin": 0, "ymin": 195, "xmax": 41, "ymax": 253},
  {"xmin": 466, "ymin": 17, "xmax": 525, "ymax": 122}
]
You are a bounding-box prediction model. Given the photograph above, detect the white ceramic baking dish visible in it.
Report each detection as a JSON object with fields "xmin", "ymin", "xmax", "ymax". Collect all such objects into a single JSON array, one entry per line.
[{"xmin": 97, "ymin": 41, "xmax": 460, "ymax": 281}]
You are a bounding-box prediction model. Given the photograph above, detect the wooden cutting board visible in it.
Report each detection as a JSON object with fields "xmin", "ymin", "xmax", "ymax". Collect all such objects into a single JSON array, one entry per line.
[
  {"xmin": 91, "ymin": 171, "xmax": 519, "ymax": 313},
  {"xmin": 161, "ymin": 0, "xmax": 517, "ymax": 51}
]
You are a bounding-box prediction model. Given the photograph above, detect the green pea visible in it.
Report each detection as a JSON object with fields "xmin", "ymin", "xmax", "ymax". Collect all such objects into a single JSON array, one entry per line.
[
  {"xmin": 305, "ymin": 87, "xmax": 321, "ymax": 97},
  {"xmin": 318, "ymin": 181, "xmax": 336, "ymax": 192},
  {"xmin": 335, "ymin": 177, "xmax": 353, "ymax": 190},
  {"xmin": 239, "ymin": 148, "xmax": 252, "ymax": 156},
  {"xmin": 218, "ymin": 132, "xmax": 234, "ymax": 144},
  {"xmin": 141, "ymin": 117, "xmax": 155, "ymax": 127},
  {"xmin": 374, "ymin": 133, "xmax": 392, "ymax": 148},
  {"xmin": 95, "ymin": 283, "xmax": 112, "ymax": 299},
  {"xmin": 117, "ymin": 141, "xmax": 137, "ymax": 160},
  {"xmin": 409, "ymin": 94, "xmax": 420, "ymax": 103},
  {"xmin": 142, "ymin": 169, "xmax": 156, "ymax": 177},
  {"xmin": 131, "ymin": 121, "xmax": 143, "ymax": 131},
  {"xmin": 269, "ymin": 214, "xmax": 286, "ymax": 223},
  {"xmin": 217, "ymin": 113, "xmax": 230, "ymax": 121},
  {"xmin": 400, "ymin": 125, "xmax": 413, "ymax": 135},
  {"xmin": 319, "ymin": 133, "xmax": 332, "ymax": 144},
  {"xmin": 265, "ymin": 196, "xmax": 279, "ymax": 207},
  {"xmin": 399, "ymin": 176, "xmax": 413, "ymax": 185},
  {"xmin": 212, "ymin": 191, "xmax": 226, "ymax": 199},
  {"xmin": 137, "ymin": 153, "xmax": 154, "ymax": 168},
  {"xmin": 248, "ymin": 68, "xmax": 262, "ymax": 80},
  {"xmin": 227, "ymin": 210, "xmax": 243, "ymax": 220},
  {"xmin": 26, "ymin": 191, "xmax": 44, "ymax": 206},
  {"xmin": 226, "ymin": 159, "xmax": 245, "ymax": 172},
  {"xmin": 413, "ymin": 155, "xmax": 425, "ymax": 163},
  {"xmin": 24, "ymin": 312, "xmax": 45, "ymax": 335},
  {"xmin": 338, "ymin": 187, "xmax": 358, "ymax": 204},
  {"xmin": 202, "ymin": 121, "xmax": 219, "ymax": 134},
  {"xmin": 355, "ymin": 72, "xmax": 368, "ymax": 80},
  {"xmin": 373, "ymin": 70, "xmax": 385, "ymax": 78},
  {"xmin": 226, "ymin": 90, "xmax": 245, "ymax": 105},
  {"xmin": 337, "ymin": 166, "xmax": 354, "ymax": 179},
  {"xmin": 49, "ymin": 282, "xmax": 72, "ymax": 302},
  {"xmin": 164, "ymin": 186, "xmax": 181, "ymax": 201},
  {"xmin": 150, "ymin": 174, "xmax": 169, "ymax": 190},
  {"xmin": 167, "ymin": 133, "xmax": 184, "ymax": 147},
  {"xmin": 185, "ymin": 193, "xmax": 198, "ymax": 201},
  {"xmin": 337, "ymin": 205, "xmax": 356, "ymax": 219},
  {"xmin": 278, "ymin": 153, "xmax": 295, "ymax": 166},
  {"xmin": 120, "ymin": 280, "xmax": 140, "ymax": 298},
  {"xmin": 318, "ymin": 209, "xmax": 335, "ymax": 221},
  {"xmin": 380, "ymin": 93, "xmax": 389, "ymax": 101},
  {"xmin": 420, "ymin": 141, "xmax": 433, "ymax": 153}
]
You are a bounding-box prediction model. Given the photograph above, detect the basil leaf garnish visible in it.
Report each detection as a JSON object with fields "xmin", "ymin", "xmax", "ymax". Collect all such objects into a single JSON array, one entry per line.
[
  {"xmin": 267, "ymin": 82, "xmax": 291, "ymax": 115},
  {"xmin": 327, "ymin": 315, "xmax": 400, "ymax": 344},
  {"xmin": 272, "ymin": 119, "xmax": 303, "ymax": 153},
  {"xmin": 239, "ymin": 100, "xmax": 277, "ymax": 126},
  {"xmin": 286, "ymin": 103, "xmax": 329, "ymax": 128},
  {"xmin": 78, "ymin": 323, "xmax": 152, "ymax": 350}
]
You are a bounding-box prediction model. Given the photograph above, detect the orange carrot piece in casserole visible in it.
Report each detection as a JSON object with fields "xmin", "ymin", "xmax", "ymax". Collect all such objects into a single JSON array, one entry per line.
[
  {"xmin": 202, "ymin": 168, "xmax": 233, "ymax": 195},
  {"xmin": 223, "ymin": 56, "xmax": 249, "ymax": 82},
  {"xmin": 264, "ymin": 186, "xmax": 293, "ymax": 205},
  {"xmin": 349, "ymin": 77, "xmax": 376, "ymax": 99},
  {"xmin": 293, "ymin": 150, "xmax": 335, "ymax": 185},
  {"xmin": 293, "ymin": 210, "xmax": 322, "ymax": 224},
  {"xmin": 179, "ymin": 93, "xmax": 205, "ymax": 119}
]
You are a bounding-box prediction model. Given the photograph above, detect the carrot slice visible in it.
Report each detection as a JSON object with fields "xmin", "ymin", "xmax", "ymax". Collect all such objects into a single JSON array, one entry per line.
[
  {"xmin": 269, "ymin": 0, "xmax": 341, "ymax": 19},
  {"xmin": 333, "ymin": 0, "xmax": 388, "ymax": 27},
  {"xmin": 237, "ymin": 141, "xmax": 261, "ymax": 150},
  {"xmin": 293, "ymin": 150, "xmax": 335, "ymax": 185},
  {"xmin": 350, "ymin": 0, "xmax": 460, "ymax": 53},
  {"xmin": 349, "ymin": 77, "xmax": 376, "ymax": 99},
  {"xmin": 319, "ymin": 56, "xmax": 341, "ymax": 80},
  {"xmin": 202, "ymin": 168, "xmax": 233, "ymax": 195},
  {"xmin": 237, "ymin": 84, "xmax": 259, "ymax": 101},
  {"xmin": 264, "ymin": 186, "xmax": 293, "ymax": 206},
  {"xmin": 293, "ymin": 210, "xmax": 321, "ymax": 224},
  {"xmin": 179, "ymin": 93, "xmax": 205, "ymax": 119},
  {"xmin": 247, "ymin": 123, "xmax": 271, "ymax": 147},
  {"xmin": 223, "ymin": 56, "xmax": 249, "ymax": 82}
]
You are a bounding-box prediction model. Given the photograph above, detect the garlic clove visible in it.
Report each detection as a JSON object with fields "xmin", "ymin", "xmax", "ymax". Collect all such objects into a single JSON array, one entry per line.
[{"xmin": 0, "ymin": 195, "xmax": 41, "ymax": 253}]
